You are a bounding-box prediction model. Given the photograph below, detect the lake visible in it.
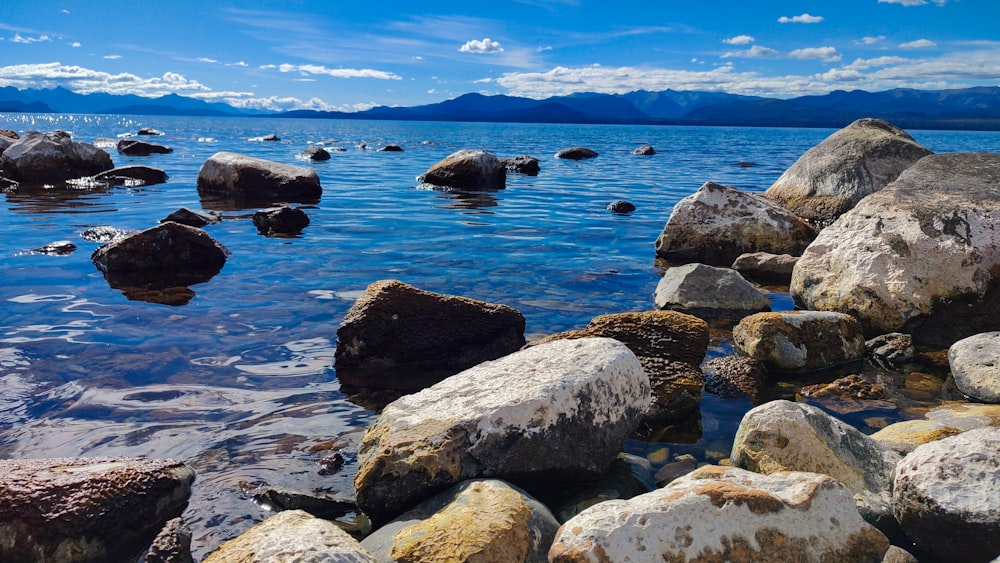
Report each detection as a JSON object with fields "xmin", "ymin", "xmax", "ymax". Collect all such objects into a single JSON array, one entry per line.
[{"xmin": 2, "ymin": 114, "xmax": 999, "ymax": 556}]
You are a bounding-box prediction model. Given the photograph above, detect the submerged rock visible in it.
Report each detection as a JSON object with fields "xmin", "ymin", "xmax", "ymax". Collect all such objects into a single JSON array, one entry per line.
[
  {"xmin": 733, "ymin": 311, "xmax": 865, "ymax": 372},
  {"xmin": 632, "ymin": 144, "xmax": 655, "ymax": 155},
  {"xmin": 298, "ymin": 146, "xmax": 331, "ymax": 161},
  {"xmin": 655, "ymin": 262, "xmax": 771, "ymax": 322},
  {"xmin": 160, "ymin": 207, "xmax": 220, "ymax": 228},
  {"xmin": 417, "ymin": 149, "xmax": 506, "ymax": 190},
  {"xmin": 196, "ymin": 151, "xmax": 322, "ymax": 207},
  {"xmin": 202, "ymin": 509, "xmax": 375, "ymax": 562},
  {"xmin": 252, "ymin": 205, "xmax": 310, "ymax": 236},
  {"xmin": 94, "ymin": 165, "xmax": 168, "ymax": 186},
  {"xmin": 30, "ymin": 240, "xmax": 77, "ymax": 255},
  {"xmin": 555, "ymin": 147, "xmax": 598, "ymax": 160},
  {"xmin": 0, "ymin": 130, "xmax": 113, "ymax": 183},
  {"xmin": 117, "ymin": 139, "xmax": 173, "ymax": 156},
  {"xmin": 866, "ymin": 332, "xmax": 915, "ymax": 369}
]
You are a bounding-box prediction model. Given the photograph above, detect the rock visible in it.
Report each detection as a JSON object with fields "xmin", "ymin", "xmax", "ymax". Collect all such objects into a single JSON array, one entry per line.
[
  {"xmin": 800, "ymin": 374, "xmax": 889, "ymax": 401},
  {"xmin": 378, "ymin": 144, "xmax": 404, "ymax": 152},
  {"xmin": 704, "ymin": 355, "xmax": 768, "ymax": 401},
  {"xmin": 654, "ymin": 182, "xmax": 816, "ymax": 266},
  {"xmin": 252, "ymin": 205, "xmax": 310, "ymax": 236},
  {"xmin": 251, "ymin": 487, "xmax": 355, "ymax": 519},
  {"xmin": 866, "ymin": 333, "xmax": 915, "ymax": 369},
  {"xmin": 0, "ymin": 129, "xmax": 19, "ymax": 139},
  {"xmin": 731, "ymin": 252, "xmax": 798, "ymax": 284},
  {"xmin": 0, "ymin": 130, "xmax": 113, "ymax": 183},
  {"xmin": 632, "ymin": 144, "xmax": 655, "ymax": 155},
  {"xmin": 117, "ymin": 139, "xmax": 173, "ymax": 156},
  {"xmin": 417, "ymin": 149, "xmax": 506, "ymax": 190},
  {"xmin": 334, "ymin": 280, "xmax": 526, "ymax": 389},
  {"xmin": 94, "ymin": 165, "xmax": 168, "ymax": 186},
  {"xmin": 202, "ymin": 509, "xmax": 376, "ymax": 562},
  {"xmin": 764, "ymin": 118, "xmax": 933, "ymax": 226},
  {"xmin": 737, "ymin": 161, "xmax": 756, "ymax": 168},
  {"xmin": 549, "ymin": 465, "xmax": 889, "ymax": 562},
  {"xmin": 30, "ymin": 240, "xmax": 77, "ymax": 255},
  {"xmin": 869, "ymin": 419, "xmax": 963, "ymax": 455},
  {"xmin": 0, "ymin": 457, "xmax": 195, "ymax": 562},
  {"xmin": 527, "ymin": 310, "xmax": 708, "ymax": 421},
  {"xmin": 555, "ymin": 147, "xmax": 598, "ymax": 160},
  {"xmin": 92, "ymin": 221, "xmax": 229, "ymax": 277},
  {"xmin": 196, "ymin": 151, "xmax": 322, "ymax": 206},
  {"xmin": 0, "ymin": 175, "xmax": 18, "ymax": 191},
  {"xmin": 500, "ymin": 154, "xmax": 540, "ymax": 175},
  {"xmin": 360, "ymin": 479, "xmax": 559, "ymax": 563},
  {"xmin": 790, "ymin": 152, "xmax": 1000, "ymax": 346},
  {"xmin": 250, "ymin": 134, "xmax": 280, "ymax": 142},
  {"xmin": 731, "ymin": 400, "xmax": 901, "ymax": 532},
  {"xmin": 144, "ymin": 518, "xmax": 194, "ymax": 563},
  {"xmin": 655, "ymin": 263, "xmax": 771, "ymax": 322},
  {"xmin": 893, "ymin": 427, "xmax": 1000, "ymax": 562},
  {"xmin": 138, "ymin": 127, "xmax": 164, "ymax": 136},
  {"xmin": 606, "ymin": 200, "xmax": 635, "ymax": 214},
  {"xmin": 733, "ymin": 311, "xmax": 865, "ymax": 372},
  {"xmin": 0, "ymin": 135, "xmax": 14, "ymax": 155},
  {"xmin": 160, "ymin": 207, "xmax": 220, "ymax": 228},
  {"xmin": 949, "ymin": 332, "xmax": 1000, "ymax": 403},
  {"xmin": 353, "ymin": 338, "xmax": 650, "ymax": 525},
  {"xmin": 298, "ymin": 146, "xmax": 331, "ymax": 161},
  {"xmin": 882, "ymin": 546, "xmax": 920, "ymax": 563},
  {"xmin": 924, "ymin": 402, "xmax": 1000, "ymax": 431}
]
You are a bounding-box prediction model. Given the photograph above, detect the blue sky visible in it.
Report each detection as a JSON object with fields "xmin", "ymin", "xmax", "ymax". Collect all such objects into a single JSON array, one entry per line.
[{"xmin": 1, "ymin": 0, "xmax": 997, "ymax": 112}]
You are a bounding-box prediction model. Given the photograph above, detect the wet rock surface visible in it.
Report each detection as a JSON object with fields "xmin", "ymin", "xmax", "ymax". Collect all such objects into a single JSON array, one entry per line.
[
  {"xmin": 704, "ymin": 355, "xmax": 768, "ymax": 401},
  {"xmin": 94, "ymin": 165, "xmax": 169, "ymax": 186},
  {"xmin": 118, "ymin": 139, "xmax": 173, "ymax": 156},
  {"xmin": 252, "ymin": 205, "xmax": 310, "ymax": 236},
  {"xmin": 417, "ymin": 149, "xmax": 506, "ymax": 190},
  {"xmin": 160, "ymin": 207, "xmax": 221, "ymax": 228},
  {"xmin": 733, "ymin": 310, "xmax": 866, "ymax": 372},
  {"xmin": 298, "ymin": 146, "xmax": 331, "ymax": 161},
  {"xmin": 144, "ymin": 518, "xmax": 194, "ymax": 563},
  {"xmin": 555, "ymin": 147, "xmax": 598, "ymax": 160},
  {"xmin": 0, "ymin": 130, "xmax": 113, "ymax": 183},
  {"xmin": 500, "ymin": 154, "xmax": 540, "ymax": 175},
  {"xmin": 196, "ymin": 151, "xmax": 322, "ymax": 208}
]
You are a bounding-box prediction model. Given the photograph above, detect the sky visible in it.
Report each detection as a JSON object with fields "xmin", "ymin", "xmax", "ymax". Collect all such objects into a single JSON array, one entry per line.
[{"xmin": 1, "ymin": 0, "xmax": 998, "ymax": 112}]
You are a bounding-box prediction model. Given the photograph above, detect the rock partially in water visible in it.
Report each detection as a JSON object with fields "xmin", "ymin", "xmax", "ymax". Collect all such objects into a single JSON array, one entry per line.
[
  {"xmin": 0, "ymin": 457, "xmax": 195, "ymax": 562},
  {"xmin": 94, "ymin": 165, "xmax": 168, "ymax": 186},
  {"xmin": 655, "ymin": 263, "xmax": 771, "ymax": 322},
  {"xmin": 117, "ymin": 139, "xmax": 173, "ymax": 156},
  {"xmin": 0, "ymin": 135, "xmax": 15, "ymax": 156},
  {"xmin": 703, "ymin": 355, "xmax": 768, "ymax": 401},
  {"xmin": 253, "ymin": 205, "xmax": 310, "ymax": 236},
  {"xmin": 30, "ymin": 240, "xmax": 77, "ymax": 255},
  {"xmin": 632, "ymin": 144, "xmax": 655, "ymax": 155},
  {"xmin": 606, "ymin": 200, "xmax": 635, "ymax": 214},
  {"xmin": 0, "ymin": 130, "xmax": 113, "ymax": 183},
  {"xmin": 731, "ymin": 252, "xmax": 798, "ymax": 284},
  {"xmin": 252, "ymin": 487, "xmax": 355, "ymax": 519},
  {"xmin": 196, "ymin": 151, "xmax": 322, "ymax": 208},
  {"xmin": 144, "ymin": 518, "xmax": 194, "ymax": 563},
  {"xmin": 354, "ymin": 338, "xmax": 649, "ymax": 526},
  {"xmin": 866, "ymin": 332, "xmax": 915, "ymax": 369},
  {"xmin": 137, "ymin": 127, "xmax": 164, "ymax": 136},
  {"xmin": 298, "ymin": 146, "xmax": 331, "ymax": 161},
  {"xmin": 549, "ymin": 465, "xmax": 889, "ymax": 562},
  {"xmin": 733, "ymin": 311, "xmax": 865, "ymax": 373},
  {"xmin": 378, "ymin": 144, "xmax": 404, "ymax": 152},
  {"xmin": 160, "ymin": 207, "xmax": 221, "ymax": 228},
  {"xmin": 0, "ymin": 175, "xmax": 17, "ymax": 191},
  {"xmin": 417, "ymin": 149, "xmax": 506, "ymax": 190},
  {"xmin": 870, "ymin": 419, "xmax": 963, "ymax": 455},
  {"xmin": 555, "ymin": 147, "xmax": 598, "ymax": 160},
  {"xmin": 948, "ymin": 331, "xmax": 1000, "ymax": 403},
  {"xmin": 500, "ymin": 154, "xmax": 540, "ymax": 176},
  {"xmin": 924, "ymin": 402, "xmax": 1000, "ymax": 431}
]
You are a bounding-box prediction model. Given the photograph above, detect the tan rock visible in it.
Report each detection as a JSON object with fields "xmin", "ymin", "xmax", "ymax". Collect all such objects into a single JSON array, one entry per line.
[
  {"xmin": 203, "ymin": 510, "xmax": 375, "ymax": 562},
  {"xmin": 870, "ymin": 419, "xmax": 963, "ymax": 455},
  {"xmin": 733, "ymin": 310, "xmax": 865, "ymax": 372}
]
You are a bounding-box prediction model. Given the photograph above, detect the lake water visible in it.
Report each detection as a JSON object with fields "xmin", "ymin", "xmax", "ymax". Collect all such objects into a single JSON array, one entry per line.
[{"xmin": 3, "ymin": 114, "xmax": 999, "ymax": 556}]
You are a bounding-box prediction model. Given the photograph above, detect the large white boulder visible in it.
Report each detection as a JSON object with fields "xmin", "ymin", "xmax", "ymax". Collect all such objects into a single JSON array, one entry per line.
[{"xmin": 948, "ymin": 331, "xmax": 1000, "ymax": 403}]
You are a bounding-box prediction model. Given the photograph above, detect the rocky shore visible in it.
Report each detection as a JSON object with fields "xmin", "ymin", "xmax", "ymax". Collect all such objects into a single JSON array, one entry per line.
[{"xmin": 1, "ymin": 121, "xmax": 999, "ymax": 561}]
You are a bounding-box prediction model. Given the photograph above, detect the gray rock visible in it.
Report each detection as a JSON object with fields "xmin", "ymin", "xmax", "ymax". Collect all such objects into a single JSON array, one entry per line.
[
  {"xmin": 549, "ymin": 465, "xmax": 889, "ymax": 562},
  {"xmin": 893, "ymin": 427, "xmax": 1000, "ymax": 563},
  {"xmin": 30, "ymin": 240, "xmax": 77, "ymax": 255},
  {"xmin": 0, "ymin": 457, "xmax": 195, "ymax": 562},
  {"xmin": 500, "ymin": 154, "xmax": 540, "ymax": 175},
  {"xmin": 196, "ymin": 151, "xmax": 322, "ymax": 206},
  {"xmin": 94, "ymin": 165, "xmax": 168, "ymax": 186},
  {"xmin": 731, "ymin": 400, "xmax": 902, "ymax": 533},
  {"xmin": 949, "ymin": 332, "xmax": 1000, "ymax": 403},
  {"xmin": 417, "ymin": 149, "xmax": 506, "ymax": 190},
  {"xmin": 252, "ymin": 205, "xmax": 310, "ymax": 236},
  {"xmin": 866, "ymin": 333, "xmax": 915, "ymax": 368},
  {"xmin": 654, "ymin": 262, "xmax": 771, "ymax": 322},
  {"xmin": 924, "ymin": 402, "xmax": 1000, "ymax": 431},
  {"xmin": 791, "ymin": 152, "xmax": 1000, "ymax": 346},
  {"xmin": 606, "ymin": 200, "xmax": 635, "ymax": 214},
  {"xmin": 731, "ymin": 252, "xmax": 798, "ymax": 284},
  {"xmin": 137, "ymin": 127, "xmax": 164, "ymax": 136},
  {"xmin": 733, "ymin": 311, "xmax": 866, "ymax": 372},
  {"xmin": 117, "ymin": 139, "xmax": 173, "ymax": 156},
  {"xmin": 144, "ymin": 518, "xmax": 194, "ymax": 563},
  {"xmin": 0, "ymin": 134, "xmax": 14, "ymax": 155},
  {"xmin": 202, "ymin": 510, "xmax": 376, "ymax": 562},
  {"xmin": 353, "ymin": 338, "xmax": 650, "ymax": 526},
  {"xmin": 632, "ymin": 144, "xmax": 655, "ymax": 155},
  {"xmin": 92, "ymin": 221, "xmax": 230, "ymax": 277},
  {"xmin": 298, "ymin": 146, "xmax": 331, "ymax": 161},
  {"xmin": 160, "ymin": 207, "xmax": 220, "ymax": 228},
  {"xmin": 0, "ymin": 130, "xmax": 113, "ymax": 183},
  {"xmin": 360, "ymin": 479, "xmax": 559, "ymax": 563},
  {"xmin": 555, "ymin": 147, "xmax": 598, "ymax": 160},
  {"xmin": 655, "ymin": 182, "xmax": 816, "ymax": 266},
  {"xmin": 764, "ymin": 118, "xmax": 933, "ymax": 226}
]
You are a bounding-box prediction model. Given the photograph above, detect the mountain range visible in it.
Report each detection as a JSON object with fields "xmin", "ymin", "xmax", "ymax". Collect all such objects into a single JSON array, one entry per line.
[{"xmin": 3, "ymin": 85, "xmax": 1000, "ymax": 130}]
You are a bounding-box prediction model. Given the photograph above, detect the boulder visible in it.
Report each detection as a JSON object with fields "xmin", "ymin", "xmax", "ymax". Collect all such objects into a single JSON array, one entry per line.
[
  {"xmin": 334, "ymin": 280, "xmax": 525, "ymax": 389},
  {"xmin": 0, "ymin": 175, "xmax": 18, "ymax": 191},
  {"xmin": 555, "ymin": 147, "xmax": 598, "ymax": 160},
  {"xmin": 202, "ymin": 510, "xmax": 376, "ymax": 562},
  {"xmin": 0, "ymin": 129, "xmax": 19, "ymax": 139},
  {"xmin": 0, "ymin": 130, "xmax": 113, "ymax": 183},
  {"xmin": 731, "ymin": 252, "xmax": 798, "ymax": 284},
  {"xmin": 869, "ymin": 419, "xmax": 963, "ymax": 455},
  {"xmin": 297, "ymin": 146, "xmax": 331, "ymax": 161},
  {"xmin": 360, "ymin": 479, "xmax": 559, "ymax": 563},
  {"xmin": 632, "ymin": 144, "xmax": 655, "ymax": 155},
  {"xmin": 703, "ymin": 355, "xmax": 768, "ymax": 401},
  {"xmin": 732, "ymin": 311, "xmax": 865, "ymax": 372},
  {"xmin": 30, "ymin": 240, "xmax": 77, "ymax": 255},
  {"xmin": 0, "ymin": 457, "xmax": 195, "ymax": 562},
  {"xmin": 117, "ymin": 139, "xmax": 173, "ymax": 156},
  {"xmin": 527, "ymin": 310, "xmax": 708, "ymax": 421},
  {"xmin": 790, "ymin": 152, "xmax": 1000, "ymax": 346},
  {"xmin": 92, "ymin": 221, "xmax": 230, "ymax": 278},
  {"xmin": 252, "ymin": 205, "xmax": 310, "ymax": 236},
  {"xmin": 731, "ymin": 400, "xmax": 901, "ymax": 532},
  {"xmin": 94, "ymin": 165, "xmax": 168, "ymax": 186},
  {"xmin": 654, "ymin": 182, "xmax": 816, "ymax": 266},
  {"xmin": 500, "ymin": 154, "xmax": 540, "ymax": 175},
  {"xmin": 655, "ymin": 263, "xmax": 771, "ymax": 321},
  {"xmin": 353, "ymin": 338, "xmax": 650, "ymax": 525},
  {"xmin": 549, "ymin": 465, "xmax": 889, "ymax": 562},
  {"xmin": 144, "ymin": 518, "xmax": 194, "ymax": 563},
  {"xmin": 417, "ymin": 149, "xmax": 506, "ymax": 190},
  {"xmin": 137, "ymin": 127, "xmax": 164, "ymax": 136},
  {"xmin": 196, "ymin": 151, "xmax": 322, "ymax": 206},
  {"xmin": 160, "ymin": 207, "xmax": 220, "ymax": 228},
  {"xmin": 893, "ymin": 427, "xmax": 1000, "ymax": 562},
  {"xmin": 378, "ymin": 144, "xmax": 404, "ymax": 152},
  {"xmin": 763, "ymin": 118, "xmax": 933, "ymax": 226},
  {"xmin": 606, "ymin": 200, "xmax": 635, "ymax": 214},
  {"xmin": 0, "ymin": 134, "xmax": 14, "ymax": 155},
  {"xmin": 948, "ymin": 332, "xmax": 1000, "ymax": 403},
  {"xmin": 866, "ymin": 332, "xmax": 915, "ymax": 369}
]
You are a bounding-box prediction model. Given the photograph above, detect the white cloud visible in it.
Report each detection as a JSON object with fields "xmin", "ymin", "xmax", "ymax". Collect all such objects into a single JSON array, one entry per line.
[
  {"xmin": 537, "ymin": 45, "xmax": 553, "ymax": 52},
  {"xmin": 722, "ymin": 45, "xmax": 779, "ymax": 59},
  {"xmin": 473, "ymin": 77, "xmax": 493, "ymax": 83},
  {"xmin": 0, "ymin": 63, "xmax": 212, "ymax": 96},
  {"xmin": 258, "ymin": 64, "xmax": 277, "ymax": 70},
  {"xmin": 276, "ymin": 63, "xmax": 402, "ymax": 80},
  {"xmin": 844, "ymin": 56, "xmax": 910, "ymax": 70},
  {"xmin": 11, "ymin": 33, "xmax": 51, "ymax": 44},
  {"xmin": 61, "ymin": 9, "xmax": 70, "ymax": 14},
  {"xmin": 723, "ymin": 35, "xmax": 754, "ymax": 45},
  {"xmin": 70, "ymin": 41, "xmax": 81, "ymax": 48},
  {"xmin": 856, "ymin": 36, "xmax": 886, "ymax": 45},
  {"xmin": 788, "ymin": 47, "xmax": 842, "ymax": 62},
  {"xmin": 197, "ymin": 57, "xmax": 218, "ymax": 64},
  {"xmin": 460, "ymin": 38, "xmax": 504, "ymax": 53},
  {"xmin": 103, "ymin": 55, "xmax": 122, "ymax": 60},
  {"xmin": 900, "ymin": 39, "xmax": 937, "ymax": 49},
  {"xmin": 778, "ymin": 13, "xmax": 824, "ymax": 24},
  {"xmin": 227, "ymin": 61, "xmax": 248, "ymax": 67}
]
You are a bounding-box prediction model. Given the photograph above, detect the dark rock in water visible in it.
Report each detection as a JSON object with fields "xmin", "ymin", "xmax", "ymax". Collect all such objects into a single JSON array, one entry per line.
[
  {"xmin": 196, "ymin": 151, "xmax": 322, "ymax": 209},
  {"xmin": 0, "ymin": 130, "xmax": 113, "ymax": 183},
  {"xmin": 253, "ymin": 205, "xmax": 310, "ymax": 236},
  {"xmin": 31, "ymin": 240, "xmax": 77, "ymax": 255},
  {"xmin": 866, "ymin": 333, "xmax": 915, "ymax": 369},
  {"xmin": 1, "ymin": 175, "xmax": 19, "ymax": 191},
  {"xmin": 500, "ymin": 154, "xmax": 540, "ymax": 176},
  {"xmin": 417, "ymin": 149, "xmax": 506, "ymax": 191},
  {"xmin": 335, "ymin": 279, "xmax": 525, "ymax": 389},
  {"xmin": 737, "ymin": 161, "xmax": 757, "ymax": 168},
  {"xmin": 254, "ymin": 134, "xmax": 280, "ymax": 142},
  {"xmin": 607, "ymin": 200, "xmax": 635, "ymax": 214},
  {"xmin": 378, "ymin": 144, "xmax": 404, "ymax": 152},
  {"xmin": 0, "ymin": 129, "xmax": 19, "ymax": 139},
  {"xmin": 356, "ymin": 142, "xmax": 368, "ymax": 150},
  {"xmin": 160, "ymin": 207, "xmax": 220, "ymax": 228},
  {"xmin": 137, "ymin": 127, "xmax": 164, "ymax": 136},
  {"xmin": 555, "ymin": 147, "xmax": 598, "ymax": 160},
  {"xmin": 252, "ymin": 487, "xmax": 355, "ymax": 519},
  {"xmin": 117, "ymin": 139, "xmax": 173, "ymax": 156},
  {"xmin": 298, "ymin": 146, "xmax": 331, "ymax": 161},
  {"xmin": 81, "ymin": 225, "xmax": 132, "ymax": 243},
  {"xmin": 632, "ymin": 144, "xmax": 655, "ymax": 156},
  {"xmin": 0, "ymin": 457, "xmax": 195, "ymax": 563},
  {"xmin": 144, "ymin": 518, "xmax": 194, "ymax": 563},
  {"xmin": 94, "ymin": 165, "xmax": 168, "ymax": 186},
  {"xmin": 704, "ymin": 355, "xmax": 768, "ymax": 401}
]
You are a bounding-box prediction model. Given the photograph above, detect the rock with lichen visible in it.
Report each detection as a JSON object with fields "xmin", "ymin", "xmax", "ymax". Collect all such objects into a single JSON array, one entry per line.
[{"xmin": 733, "ymin": 311, "xmax": 865, "ymax": 372}]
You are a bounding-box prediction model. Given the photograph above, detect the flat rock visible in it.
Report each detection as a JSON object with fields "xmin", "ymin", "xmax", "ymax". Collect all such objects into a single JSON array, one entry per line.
[
  {"xmin": 893, "ymin": 427, "xmax": 1000, "ymax": 562},
  {"xmin": 353, "ymin": 337, "xmax": 650, "ymax": 526},
  {"xmin": 655, "ymin": 262, "xmax": 771, "ymax": 322},
  {"xmin": 948, "ymin": 332, "xmax": 1000, "ymax": 403},
  {"xmin": 655, "ymin": 182, "xmax": 816, "ymax": 266},
  {"xmin": 94, "ymin": 165, "xmax": 168, "ymax": 186},
  {"xmin": 733, "ymin": 311, "xmax": 865, "ymax": 372},
  {"xmin": 196, "ymin": 151, "xmax": 322, "ymax": 207},
  {"xmin": 417, "ymin": 149, "xmax": 506, "ymax": 190},
  {"xmin": 117, "ymin": 139, "xmax": 173, "ymax": 156},
  {"xmin": 0, "ymin": 130, "xmax": 113, "ymax": 183},
  {"xmin": 731, "ymin": 252, "xmax": 798, "ymax": 284},
  {"xmin": 764, "ymin": 118, "xmax": 933, "ymax": 226},
  {"xmin": 869, "ymin": 419, "xmax": 963, "ymax": 455},
  {"xmin": 549, "ymin": 465, "xmax": 889, "ymax": 562},
  {"xmin": 555, "ymin": 147, "xmax": 598, "ymax": 160},
  {"xmin": 160, "ymin": 207, "xmax": 220, "ymax": 228},
  {"xmin": 0, "ymin": 457, "xmax": 195, "ymax": 562}
]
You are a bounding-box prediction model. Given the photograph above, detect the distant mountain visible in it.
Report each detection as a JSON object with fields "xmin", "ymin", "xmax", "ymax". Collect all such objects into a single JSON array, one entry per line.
[{"xmin": 0, "ymin": 86, "xmax": 265, "ymax": 117}]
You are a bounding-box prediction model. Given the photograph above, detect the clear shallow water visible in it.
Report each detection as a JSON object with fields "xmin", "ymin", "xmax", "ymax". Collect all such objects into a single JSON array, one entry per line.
[{"xmin": 3, "ymin": 114, "xmax": 999, "ymax": 556}]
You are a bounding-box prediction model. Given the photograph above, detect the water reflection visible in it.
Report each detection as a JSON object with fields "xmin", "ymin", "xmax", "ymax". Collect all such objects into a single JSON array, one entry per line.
[
  {"xmin": 432, "ymin": 189, "xmax": 499, "ymax": 211},
  {"xmin": 4, "ymin": 181, "xmax": 116, "ymax": 214},
  {"xmin": 99, "ymin": 266, "xmax": 223, "ymax": 306}
]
